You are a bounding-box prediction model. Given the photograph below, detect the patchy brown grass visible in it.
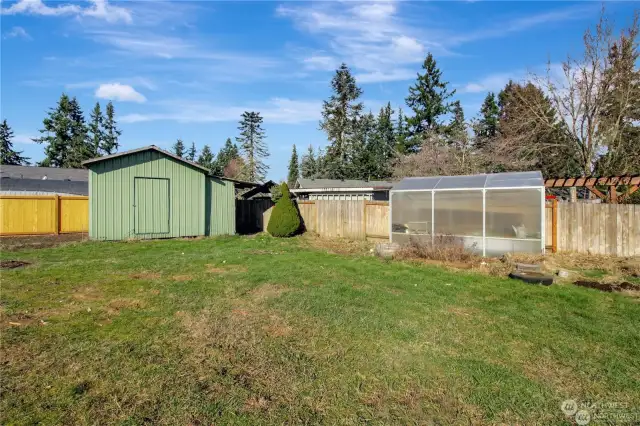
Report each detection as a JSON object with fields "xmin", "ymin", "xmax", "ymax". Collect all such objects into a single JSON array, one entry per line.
[
  {"xmin": 206, "ymin": 264, "xmax": 248, "ymax": 274},
  {"xmin": 249, "ymin": 283, "xmax": 290, "ymax": 301},
  {"xmin": 129, "ymin": 271, "xmax": 161, "ymax": 280},
  {"xmin": 0, "ymin": 233, "xmax": 87, "ymax": 251},
  {"xmin": 106, "ymin": 298, "xmax": 145, "ymax": 315},
  {"xmin": 298, "ymin": 234, "xmax": 374, "ymax": 256},
  {"xmin": 71, "ymin": 286, "xmax": 104, "ymax": 302},
  {"xmin": 171, "ymin": 274, "xmax": 193, "ymax": 282}
]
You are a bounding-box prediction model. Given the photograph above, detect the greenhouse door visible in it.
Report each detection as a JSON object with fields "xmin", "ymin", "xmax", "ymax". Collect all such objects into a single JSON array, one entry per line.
[{"xmin": 134, "ymin": 177, "xmax": 170, "ymax": 234}]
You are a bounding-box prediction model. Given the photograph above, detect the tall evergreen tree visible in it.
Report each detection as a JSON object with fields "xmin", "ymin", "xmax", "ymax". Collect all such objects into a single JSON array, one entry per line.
[
  {"xmin": 474, "ymin": 92, "xmax": 500, "ymax": 148},
  {"xmin": 172, "ymin": 139, "xmax": 185, "ymax": 157},
  {"xmin": 102, "ymin": 101, "xmax": 121, "ymax": 155},
  {"xmin": 367, "ymin": 103, "xmax": 396, "ymax": 179},
  {"xmin": 67, "ymin": 96, "xmax": 92, "ymax": 168},
  {"xmin": 395, "ymin": 107, "xmax": 410, "ymax": 154},
  {"xmin": 349, "ymin": 112, "xmax": 377, "ymax": 180},
  {"xmin": 237, "ymin": 111, "xmax": 269, "ymax": 182},
  {"xmin": 287, "ymin": 144, "xmax": 300, "ymax": 187},
  {"xmin": 88, "ymin": 102, "xmax": 104, "ymax": 157},
  {"xmin": 197, "ymin": 145, "xmax": 215, "ymax": 172},
  {"xmin": 319, "ymin": 63, "xmax": 364, "ymax": 179},
  {"xmin": 34, "ymin": 93, "xmax": 74, "ymax": 167},
  {"xmin": 186, "ymin": 142, "xmax": 197, "ymax": 162},
  {"xmin": 300, "ymin": 145, "xmax": 317, "ymax": 179},
  {"xmin": 447, "ymin": 101, "xmax": 465, "ymax": 136},
  {"xmin": 0, "ymin": 120, "xmax": 30, "ymax": 165},
  {"xmin": 405, "ymin": 53, "xmax": 455, "ymax": 150}
]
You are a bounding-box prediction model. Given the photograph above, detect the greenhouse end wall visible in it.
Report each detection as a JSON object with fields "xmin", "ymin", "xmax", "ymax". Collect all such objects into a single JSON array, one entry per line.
[{"xmin": 390, "ymin": 187, "xmax": 544, "ymax": 256}]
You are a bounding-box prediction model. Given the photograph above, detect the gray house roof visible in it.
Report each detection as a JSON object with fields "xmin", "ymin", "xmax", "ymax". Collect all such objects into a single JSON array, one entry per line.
[
  {"xmin": 0, "ymin": 165, "xmax": 88, "ymax": 181},
  {"xmin": 295, "ymin": 178, "xmax": 394, "ymax": 191},
  {"xmin": 0, "ymin": 178, "xmax": 88, "ymax": 195}
]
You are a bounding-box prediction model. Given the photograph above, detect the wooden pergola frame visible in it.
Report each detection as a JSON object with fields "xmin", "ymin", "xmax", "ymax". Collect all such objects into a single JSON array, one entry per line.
[{"xmin": 544, "ymin": 176, "xmax": 640, "ymax": 203}]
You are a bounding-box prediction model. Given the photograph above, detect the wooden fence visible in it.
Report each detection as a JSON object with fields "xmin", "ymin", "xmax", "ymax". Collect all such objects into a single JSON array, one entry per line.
[
  {"xmin": 238, "ymin": 198, "xmax": 639, "ymax": 257},
  {"xmin": 555, "ymin": 202, "xmax": 640, "ymax": 256},
  {"xmin": 0, "ymin": 195, "xmax": 89, "ymax": 235}
]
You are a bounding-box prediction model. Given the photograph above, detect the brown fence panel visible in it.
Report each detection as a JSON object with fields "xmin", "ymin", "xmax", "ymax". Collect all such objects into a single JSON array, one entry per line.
[
  {"xmin": 364, "ymin": 201, "xmax": 389, "ymax": 239},
  {"xmin": 556, "ymin": 202, "xmax": 639, "ymax": 256},
  {"xmin": 315, "ymin": 200, "xmax": 365, "ymax": 240},
  {"xmin": 297, "ymin": 201, "xmax": 317, "ymax": 233}
]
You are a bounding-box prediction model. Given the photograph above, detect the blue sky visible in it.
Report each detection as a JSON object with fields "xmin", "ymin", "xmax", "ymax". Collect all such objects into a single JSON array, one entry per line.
[{"xmin": 1, "ymin": 0, "xmax": 637, "ymax": 181}]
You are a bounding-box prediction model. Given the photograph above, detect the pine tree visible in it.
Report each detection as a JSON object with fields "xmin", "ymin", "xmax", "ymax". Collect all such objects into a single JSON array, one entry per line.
[
  {"xmin": 319, "ymin": 63, "xmax": 364, "ymax": 179},
  {"xmin": 34, "ymin": 93, "xmax": 74, "ymax": 167},
  {"xmin": 214, "ymin": 138, "xmax": 240, "ymax": 173},
  {"xmin": 0, "ymin": 120, "xmax": 30, "ymax": 165},
  {"xmin": 405, "ymin": 53, "xmax": 455, "ymax": 149},
  {"xmin": 474, "ymin": 92, "xmax": 500, "ymax": 148},
  {"xmin": 395, "ymin": 107, "xmax": 410, "ymax": 154},
  {"xmin": 267, "ymin": 183, "xmax": 301, "ymax": 237},
  {"xmin": 367, "ymin": 103, "xmax": 396, "ymax": 179},
  {"xmin": 186, "ymin": 142, "xmax": 197, "ymax": 162},
  {"xmin": 88, "ymin": 102, "xmax": 104, "ymax": 157},
  {"xmin": 349, "ymin": 112, "xmax": 376, "ymax": 180},
  {"xmin": 236, "ymin": 111, "xmax": 269, "ymax": 182},
  {"xmin": 446, "ymin": 101, "xmax": 470, "ymax": 150},
  {"xmin": 300, "ymin": 145, "xmax": 317, "ymax": 179},
  {"xmin": 197, "ymin": 145, "xmax": 214, "ymax": 172},
  {"xmin": 67, "ymin": 97, "xmax": 94, "ymax": 168},
  {"xmin": 172, "ymin": 139, "xmax": 185, "ymax": 157},
  {"xmin": 101, "ymin": 101, "xmax": 121, "ymax": 155},
  {"xmin": 287, "ymin": 144, "xmax": 300, "ymax": 187}
]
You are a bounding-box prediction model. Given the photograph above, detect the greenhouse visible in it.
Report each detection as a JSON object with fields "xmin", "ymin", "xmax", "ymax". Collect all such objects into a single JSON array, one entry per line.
[{"xmin": 390, "ymin": 171, "xmax": 545, "ymax": 256}]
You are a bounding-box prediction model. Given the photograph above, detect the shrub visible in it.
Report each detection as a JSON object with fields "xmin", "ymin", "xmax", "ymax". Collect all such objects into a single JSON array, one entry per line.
[{"xmin": 267, "ymin": 183, "xmax": 301, "ymax": 237}]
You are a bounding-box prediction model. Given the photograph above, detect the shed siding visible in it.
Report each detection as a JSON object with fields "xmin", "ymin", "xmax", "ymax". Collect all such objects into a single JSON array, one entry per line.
[
  {"xmin": 206, "ymin": 177, "xmax": 236, "ymax": 235},
  {"xmin": 89, "ymin": 150, "xmax": 205, "ymax": 240}
]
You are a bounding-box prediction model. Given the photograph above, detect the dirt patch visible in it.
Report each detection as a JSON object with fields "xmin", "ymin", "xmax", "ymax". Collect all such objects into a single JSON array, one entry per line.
[
  {"xmin": 249, "ymin": 284, "xmax": 289, "ymax": 301},
  {"xmin": 130, "ymin": 272, "xmax": 161, "ymax": 280},
  {"xmin": 574, "ymin": 280, "xmax": 639, "ymax": 293},
  {"xmin": 446, "ymin": 306, "xmax": 479, "ymax": 317},
  {"xmin": 106, "ymin": 298, "xmax": 145, "ymax": 315},
  {"xmin": 72, "ymin": 287, "xmax": 104, "ymax": 302},
  {"xmin": 243, "ymin": 396, "xmax": 270, "ymax": 412},
  {"xmin": 0, "ymin": 260, "xmax": 31, "ymax": 269},
  {"xmin": 0, "ymin": 233, "xmax": 86, "ymax": 251},
  {"xmin": 172, "ymin": 275, "xmax": 193, "ymax": 282},
  {"xmin": 206, "ymin": 264, "xmax": 248, "ymax": 274},
  {"xmin": 262, "ymin": 315, "xmax": 292, "ymax": 337}
]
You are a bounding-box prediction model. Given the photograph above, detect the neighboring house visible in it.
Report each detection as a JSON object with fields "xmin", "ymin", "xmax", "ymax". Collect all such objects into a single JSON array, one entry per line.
[
  {"xmin": 291, "ymin": 178, "xmax": 394, "ymax": 201},
  {"xmin": 82, "ymin": 145, "xmax": 257, "ymax": 241},
  {"xmin": 0, "ymin": 165, "xmax": 88, "ymax": 196},
  {"xmin": 238, "ymin": 180, "xmax": 276, "ymax": 200}
]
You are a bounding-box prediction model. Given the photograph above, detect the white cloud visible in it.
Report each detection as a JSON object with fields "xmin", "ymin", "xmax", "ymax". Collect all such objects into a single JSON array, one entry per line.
[
  {"xmin": 459, "ymin": 72, "xmax": 519, "ymax": 94},
  {"xmin": 95, "ymin": 83, "xmax": 146, "ymax": 103},
  {"xmin": 303, "ymin": 55, "xmax": 338, "ymax": 71},
  {"xmin": 278, "ymin": 1, "xmax": 435, "ymax": 84},
  {"xmin": 13, "ymin": 134, "xmax": 37, "ymax": 144},
  {"xmin": 67, "ymin": 77, "xmax": 157, "ymax": 91},
  {"xmin": 120, "ymin": 98, "xmax": 321, "ymax": 125},
  {"xmin": 3, "ymin": 26, "xmax": 31, "ymax": 40},
  {"xmin": 1, "ymin": 0, "xmax": 132, "ymax": 23}
]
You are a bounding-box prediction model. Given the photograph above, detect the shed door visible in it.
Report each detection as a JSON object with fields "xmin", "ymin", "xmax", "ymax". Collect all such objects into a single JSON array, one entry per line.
[{"xmin": 134, "ymin": 177, "xmax": 170, "ymax": 234}]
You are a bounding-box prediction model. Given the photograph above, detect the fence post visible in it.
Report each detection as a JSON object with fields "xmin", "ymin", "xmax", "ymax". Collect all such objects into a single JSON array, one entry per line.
[{"xmin": 54, "ymin": 195, "xmax": 60, "ymax": 234}]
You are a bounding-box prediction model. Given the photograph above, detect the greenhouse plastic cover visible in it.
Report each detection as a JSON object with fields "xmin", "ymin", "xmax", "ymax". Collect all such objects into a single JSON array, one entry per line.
[{"xmin": 392, "ymin": 171, "xmax": 544, "ymax": 191}]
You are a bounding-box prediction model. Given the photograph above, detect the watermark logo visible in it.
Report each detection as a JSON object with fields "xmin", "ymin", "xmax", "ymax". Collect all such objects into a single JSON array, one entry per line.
[{"xmin": 561, "ymin": 399, "xmax": 639, "ymax": 425}]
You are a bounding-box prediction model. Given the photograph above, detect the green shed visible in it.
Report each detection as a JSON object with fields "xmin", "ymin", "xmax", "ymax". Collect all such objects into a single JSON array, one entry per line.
[{"xmin": 82, "ymin": 146, "xmax": 236, "ymax": 240}]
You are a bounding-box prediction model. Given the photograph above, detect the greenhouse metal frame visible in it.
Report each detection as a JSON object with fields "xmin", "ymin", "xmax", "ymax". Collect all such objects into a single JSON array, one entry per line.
[{"xmin": 389, "ymin": 171, "xmax": 545, "ymax": 256}]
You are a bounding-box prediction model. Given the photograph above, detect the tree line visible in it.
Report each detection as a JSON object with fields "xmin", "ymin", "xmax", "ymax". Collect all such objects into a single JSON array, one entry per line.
[
  {"xmin": 1, "ymin": 94, "xmax": 121, "ymax": 167},
  {"xmin": 172, "ymin": 111, "xmax": 270, "ymax": 182},
  {"xmin": 287, "ymin": 9, "xmax": 639, "ymax": 185}
]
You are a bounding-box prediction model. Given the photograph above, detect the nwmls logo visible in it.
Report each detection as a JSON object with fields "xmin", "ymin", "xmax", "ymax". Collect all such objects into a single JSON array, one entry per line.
[
  {"xmin": 561, "ymin": 399, "xmax": 639, "ymax": 425},
  {"xmin": 561, "ymin": 399, "xmax": 591, "ymax": 425}
]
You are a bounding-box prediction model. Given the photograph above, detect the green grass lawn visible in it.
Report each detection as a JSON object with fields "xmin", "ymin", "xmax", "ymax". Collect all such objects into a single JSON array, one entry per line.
[{"xmin": 1, "ymin": 236, "xmax": 639, "ymax": 425}]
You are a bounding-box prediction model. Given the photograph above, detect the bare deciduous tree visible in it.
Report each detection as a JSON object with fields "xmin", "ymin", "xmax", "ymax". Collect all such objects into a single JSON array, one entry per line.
[{"xmin": 497, "ymin": 8, "xmax": 639, "ymax": 177}]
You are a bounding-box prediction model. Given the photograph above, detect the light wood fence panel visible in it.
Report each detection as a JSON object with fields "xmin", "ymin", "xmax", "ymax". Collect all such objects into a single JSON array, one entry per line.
[
  {"xmin": 365, "ymin": 201, "xmax": 389, "ymax": 239},
  {"xmin": 0, "ymin": 195, "xmax": 88, "ymax": 235},
  {"xmin": 298, "ymin": 202, "xmax": 317, "ymax": 233},
  {"xmin": 556, "ymin": 202, "xmax": 639, "ymax": 256}
]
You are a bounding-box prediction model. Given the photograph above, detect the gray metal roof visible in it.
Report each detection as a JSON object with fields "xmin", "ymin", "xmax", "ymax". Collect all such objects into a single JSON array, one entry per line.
[
  {"xmin": 82, "ymin": 145, "xmax": 261, "ymax": 188},
  {"xmin": 82, "ymin": 145, "xmax": 211, "ymax": 173},
  {"xmin": 0, "ymin": 178, "xmax": 88, "ymax": 195},
  {"xmin": 0, "ymin": 165, "xmax": 88, "ymax": 181},
  {"xmin": 392, "ymin": 171, "xmax": 544, "ymax": 191},
  {"xmin": 296, "ymin": 178, "xmax": 394, "ymax": 190}
]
